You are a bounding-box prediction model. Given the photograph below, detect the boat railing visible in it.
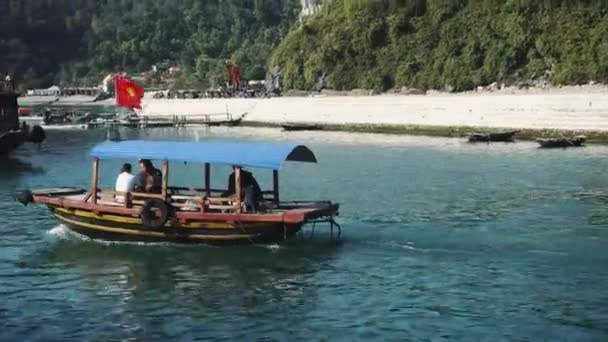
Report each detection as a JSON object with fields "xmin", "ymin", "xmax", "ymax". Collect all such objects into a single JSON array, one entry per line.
[
  {"xmin": 168, "ymin": 186, "xmax": 276, "ymax": 200},
  {"xmin": 93, "ymin": 186, "xmax": 280, "ymax": 213},
  {"xmin": 94, "ymin": 189, "xmax": 241, "ymax": 213}
]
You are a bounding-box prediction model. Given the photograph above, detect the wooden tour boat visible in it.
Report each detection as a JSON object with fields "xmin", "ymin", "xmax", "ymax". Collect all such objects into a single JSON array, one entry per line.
[
  {"xmin": 15, "ymin": 140, "xmax": 340, "ymax": 244},
  {"xmin": 467, "ymin": 130, "xmax": 519, "ymax": 143}
]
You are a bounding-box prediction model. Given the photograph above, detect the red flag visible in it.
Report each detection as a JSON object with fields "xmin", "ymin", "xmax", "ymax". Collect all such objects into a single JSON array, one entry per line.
[{"xmin": 114, "ymin": 76, "xmax": 144, "ymax": 109}]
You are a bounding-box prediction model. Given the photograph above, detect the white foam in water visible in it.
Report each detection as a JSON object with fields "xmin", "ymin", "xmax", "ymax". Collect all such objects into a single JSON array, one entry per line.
[
  {"xmin": 46, "ymin": 224, "xmax": 87, "ymax": 241},
  {"xmin": 46, "ymin": 223, "xmax": 284, "ymax": 249},
  {"xmin": 263, "ymin": 243, "xmax": 282, "ymax": 251},
  {"xmin": 45, "ymin": 225, "xmax": 217, "ymax": 248}
]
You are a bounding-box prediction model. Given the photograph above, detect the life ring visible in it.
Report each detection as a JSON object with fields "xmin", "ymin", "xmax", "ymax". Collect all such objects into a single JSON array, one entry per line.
[{"xmin": 140, "ymin": 199, "xmax": 170, "ymax": 229}]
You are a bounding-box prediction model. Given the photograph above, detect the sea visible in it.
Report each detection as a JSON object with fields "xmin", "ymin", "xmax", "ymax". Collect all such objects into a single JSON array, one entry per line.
[{"xmin": 1, "ymin": 126, "xmax": 608, "ymax": 341}]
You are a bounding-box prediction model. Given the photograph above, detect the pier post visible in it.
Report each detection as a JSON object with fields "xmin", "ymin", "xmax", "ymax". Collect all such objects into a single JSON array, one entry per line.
[
  {"xmin": 273, "ymin": 170, "xmax": 280, "ymax": 203},
  {"xmin": 204, "ymin": 163, "xmax": 210, "ymax": 196},
  {"xmin": 91, "ymin": 158, "xmax": 99, "ymax": 204},
  {"xmin": 235, "ymin": 167, "xmax": 242, "ymax": 213},
  {"xmin": 161, "ymin": 160, "xmax": 169, "ymax": 199}
]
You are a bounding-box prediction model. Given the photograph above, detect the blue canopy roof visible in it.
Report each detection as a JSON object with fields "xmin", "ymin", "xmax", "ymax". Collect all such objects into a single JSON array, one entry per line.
[{"xmin": 89, "ymin": 140, "xmax": 317, "ymax": 170}]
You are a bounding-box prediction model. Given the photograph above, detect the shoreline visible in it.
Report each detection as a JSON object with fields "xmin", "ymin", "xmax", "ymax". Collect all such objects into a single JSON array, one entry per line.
[
  {"xmin": 17, "ymin": 84, "xmax": 608, "ymax": 142},
  {"xmin": 142, "ymin": 90, "xmax": 608, "ymax": 132},
  {"xmin": 241, "ymin": 121, "xmax": 608, "ymax": 143}
]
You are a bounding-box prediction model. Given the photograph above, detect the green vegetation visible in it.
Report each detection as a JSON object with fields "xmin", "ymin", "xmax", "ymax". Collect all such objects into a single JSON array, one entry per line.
[
  {"xmin": 3, "ymin": 0, "xmax": 608, "ymax": 92},
  {"xmin": 272, "ymin": 0, "xmax": 608, "ymax": 92},
  {"xmin": 0, "ymin": 1, "xmax": 98, "ymax": 88},
  {"xmin": 1, "ymin": 0, "xmax": 299, "ymax": 90}
]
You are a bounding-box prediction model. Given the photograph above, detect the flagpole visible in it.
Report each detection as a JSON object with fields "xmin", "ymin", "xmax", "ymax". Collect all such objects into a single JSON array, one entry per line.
[{"xmin": 113, "ymin": 74, "xmax": 119, "ymax": 106}]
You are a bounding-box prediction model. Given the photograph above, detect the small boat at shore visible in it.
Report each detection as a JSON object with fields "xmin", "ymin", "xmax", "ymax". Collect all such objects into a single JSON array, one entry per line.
[
  {"xmin": 281, "ymin": 123, "xmax": 324, "ymax": 131},
  {"xmin": 467, "ymin": 130, "xmax": 519, "ymax": 143},
  {"xmin": 204, "ymin": 112, "xmax": 246, "ymax": 127},
  {"xmin": 15, "ymin": 140, "xmax": 340, "ymax": 244},
  {"xmin": 536, "ymin": 136, "xmax": 586, "ymax": 148}
]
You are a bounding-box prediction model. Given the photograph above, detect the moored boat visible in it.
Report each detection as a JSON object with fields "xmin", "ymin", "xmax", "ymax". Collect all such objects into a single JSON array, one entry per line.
[
  {"xmin": 281, "ymin": 123, "xmax": 324, "ymax": 131},
  {"xmin": 16, "ymin": 140, "xmax": 340, "ymax": 244},
  {"xmin": 467, "ymin": 130, "xmax": 519, "ymax": 142},
  {"xmin": 536, "ymin": 136, "xmax": 586, "ymax": 148},
  {"xmin": 204, "ymin": 113, "xmax": 245, "ymax": 127},
  {"xmin": 0, "ymin": 80, "xmax": 46, "ymax": 154}
]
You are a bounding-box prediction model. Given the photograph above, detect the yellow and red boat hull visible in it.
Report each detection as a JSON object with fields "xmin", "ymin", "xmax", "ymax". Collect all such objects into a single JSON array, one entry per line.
[{"xmin": 52, "ymin": 207, "xmax": 304, "ymax": 244}]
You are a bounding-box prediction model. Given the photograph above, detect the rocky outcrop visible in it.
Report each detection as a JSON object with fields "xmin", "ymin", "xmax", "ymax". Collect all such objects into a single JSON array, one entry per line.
[{"xmin": 300, "ymin": 0, "xmax": 321, "ymax": 18}]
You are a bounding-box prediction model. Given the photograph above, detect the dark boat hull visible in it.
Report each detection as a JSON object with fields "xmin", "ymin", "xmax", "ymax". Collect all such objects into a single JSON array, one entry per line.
[
  {"xmin": 1, "ymin": 90, "xmax": 27, "ymax": 155},
  {"xmin": 206, "ymin": 118, "xmax": 242, "ymax": 127},
  {"xmin": 282, "ymin": 124, "xmax": 323, "ymax": 131},
  {"xmin": 0, "ymin": 130, "xmax": 26, "ymax": 155},
  {"xmin": 52, "ymin": 206, "xmax": 302, "ymax": 245},
  {"xmin": 468, "ymin": 131, "xmax": 518, "ymax": 142},
  {"xmin": 536, "ymin": 138, "xmax": 586, "ymax": 148}
]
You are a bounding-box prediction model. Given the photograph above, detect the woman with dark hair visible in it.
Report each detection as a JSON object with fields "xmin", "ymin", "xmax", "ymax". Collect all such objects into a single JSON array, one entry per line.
[{"xmin": 133, "ymin": 159, "xmax": 162, "ymax": 193}]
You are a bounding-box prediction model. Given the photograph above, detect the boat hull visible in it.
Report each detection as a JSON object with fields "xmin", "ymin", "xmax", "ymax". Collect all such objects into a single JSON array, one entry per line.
[
  {"xmin": 52, "ymin": 206, "xmax": 303, "ymax": 244},
  {"xmin": 536, "ymin": 138, "xmax": 586, "ymax": 148},
  {"xmin": 281, "ymin": 124, "xmax": 323, "ymax": 131},
  {"xmin": 468, "ymin": 131, "xmax": 518, "ymax": 142},
  {"xmin": 0, "ymin": 130, "xmax": 26, "ymax": 155}
]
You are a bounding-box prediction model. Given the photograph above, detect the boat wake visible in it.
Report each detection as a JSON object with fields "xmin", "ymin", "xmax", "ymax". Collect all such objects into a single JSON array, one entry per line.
[
  {"xmin": 46, "ymin": 224, "xmax": 81, "ymax": 240},
  {"xmin": 45, "ymin": 224, "xmax": 176, "ymax": 247},
  {"xmin": 45, "ymin": 225, "xmax": 290, "ymax": 249}
]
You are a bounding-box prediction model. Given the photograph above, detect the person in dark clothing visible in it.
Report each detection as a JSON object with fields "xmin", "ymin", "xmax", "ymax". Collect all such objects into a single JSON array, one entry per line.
[
  {"xmin": 224, "ymin": 166, "xmax": 262, "ymax": 211},
  {"xmin": 133, "ymin": 159, "xmax": 162, "ymax": 193}
]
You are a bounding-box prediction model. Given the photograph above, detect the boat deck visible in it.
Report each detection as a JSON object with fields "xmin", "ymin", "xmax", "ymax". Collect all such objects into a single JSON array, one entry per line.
[{"xmin": 32, "ymin": 186, "xmax": 338, "ymax": 226}]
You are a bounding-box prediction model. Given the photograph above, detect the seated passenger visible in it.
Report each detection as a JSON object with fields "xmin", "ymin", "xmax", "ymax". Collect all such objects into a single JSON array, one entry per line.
[
  {"xmin": 224, "ymin": 166, "xmax": 262, "ymax": 211},
  {"xmin": 133, "ymin": 159, "xmax": 162, "ymax": 193},
  {"xmin": 115, "ymin": 163, "xmax": 135, "ymax": 203}
]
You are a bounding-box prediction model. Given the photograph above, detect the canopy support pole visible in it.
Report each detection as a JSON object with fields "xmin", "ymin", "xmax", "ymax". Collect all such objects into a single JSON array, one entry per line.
[
  {"xmin": 235, "ymin": 167, "xmax": 242, "ymax": 213},
  {"xmin": 91, "ymin": 158, "xmax": 99, "ymax": 204},
  {"xmin": 161, "ymin": 160, "xmax": 169, "ymax": 199},
  {"xmin": 204, "ymin": 163, "xmax": 210, "ymax": 196},
  {"xmin": 273, "ymin": 170, "xmax": 279, "ymax": 203}
]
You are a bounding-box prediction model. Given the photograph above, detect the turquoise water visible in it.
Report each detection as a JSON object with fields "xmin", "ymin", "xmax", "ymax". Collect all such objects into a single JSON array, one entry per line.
[{"xmin": 2, "ymin": 127, "xmax": 608, "ymax": 340}]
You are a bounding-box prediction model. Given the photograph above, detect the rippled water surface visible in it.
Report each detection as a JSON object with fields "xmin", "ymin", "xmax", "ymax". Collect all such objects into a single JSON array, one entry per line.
[{"xmin": 2, "ymin": 127, "xmax": 608, "ymax": 340}]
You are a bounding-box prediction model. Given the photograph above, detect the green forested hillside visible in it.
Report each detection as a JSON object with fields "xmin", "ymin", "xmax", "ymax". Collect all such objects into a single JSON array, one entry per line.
[
  {"xmin": 2, "ymin": 0, "xmax": 608, "ymax": 92},
  {"xmin": 85, "ymin": 0, "xmax": 299, "ymax": 88},
  {"xmin": 1, "ymin": 0, "xmax": 299, "ymax": 89},
  {"xmin": 0, "ymin": 0, "xmax": 98, "ymax": 87},
  {"xmin": 272, "ymin": 0, "xmax": 608, "ymax": 91}
]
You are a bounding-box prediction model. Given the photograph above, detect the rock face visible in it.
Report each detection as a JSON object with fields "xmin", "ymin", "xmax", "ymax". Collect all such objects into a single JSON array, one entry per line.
[{"xmin": 300, "ymin": 0, "xmax": 321, "ymax": 18}]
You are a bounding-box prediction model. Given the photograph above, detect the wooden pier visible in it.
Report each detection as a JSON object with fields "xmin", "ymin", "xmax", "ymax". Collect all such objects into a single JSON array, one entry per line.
[{"xmin": 91, "ymin": 112, "xmax": 246, "ymax": 129}]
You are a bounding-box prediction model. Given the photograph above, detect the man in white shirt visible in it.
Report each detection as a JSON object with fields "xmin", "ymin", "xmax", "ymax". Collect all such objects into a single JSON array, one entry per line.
[{"xmin": 115, "ymin": 163, "xmax": 135, "ymax": 203}]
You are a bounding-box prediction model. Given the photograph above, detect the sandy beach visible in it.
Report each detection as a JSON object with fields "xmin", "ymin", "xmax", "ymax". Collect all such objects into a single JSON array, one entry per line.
[
  {"xmin": 141, "ymin": 85, "xmax": 608, "ymax": 132},
  {"xmin": 18, "ymin": 84, "xmax": 608, "ymax": 133}
]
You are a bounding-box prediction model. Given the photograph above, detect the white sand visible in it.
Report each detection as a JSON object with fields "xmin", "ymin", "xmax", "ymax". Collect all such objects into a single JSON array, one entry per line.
[
  {"xmin": 142, "ymin": 87, "xmax": 608, "ymax": 132},
  {"xmin": 19, "ymin": 85, "xmax": 608, "ymax": 132}
]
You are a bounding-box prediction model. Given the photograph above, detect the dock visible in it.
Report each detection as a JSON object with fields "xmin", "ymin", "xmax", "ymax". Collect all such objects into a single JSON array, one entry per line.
[{"xmin": 89, "ymin": 112, "xmax": 246, "ymax": 129}]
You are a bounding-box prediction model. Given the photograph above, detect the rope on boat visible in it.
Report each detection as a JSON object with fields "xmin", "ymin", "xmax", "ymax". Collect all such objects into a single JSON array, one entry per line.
[{"xmin": 235, "ymin": 217, "xmax": 258, "ymax": 245}]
